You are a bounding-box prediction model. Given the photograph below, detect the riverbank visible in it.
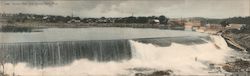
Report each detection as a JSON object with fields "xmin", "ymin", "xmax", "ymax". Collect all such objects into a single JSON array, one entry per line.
[
  {"xmin": 218, "ymin": 28, "xmax": 250, "ymax": 76},
  {"xmin": 221, "ymin": 29, "xmax": 250, "ymax": 52},
  {"xmin": 1, "ymin": 23, "xmax": 164, "ymax": 28},
  {"xmin": 192, "ymin": 25, "xmax": 250, "ymax": 52}
]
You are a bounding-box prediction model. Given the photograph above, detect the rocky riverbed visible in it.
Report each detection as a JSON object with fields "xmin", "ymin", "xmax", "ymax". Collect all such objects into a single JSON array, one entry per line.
[
  {"xmin": 221, "ymin": 28, "xmax": 250, "ymax": 52},
  {"xmin": 220, "ymin": 26, "xmax": 250, "ymax": 76}
]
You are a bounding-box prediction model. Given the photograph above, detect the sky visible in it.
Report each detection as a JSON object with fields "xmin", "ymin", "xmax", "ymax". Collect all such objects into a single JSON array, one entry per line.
[{"xmin": 0, "ymin": 0, "xmax": 249, "ymax": 18}]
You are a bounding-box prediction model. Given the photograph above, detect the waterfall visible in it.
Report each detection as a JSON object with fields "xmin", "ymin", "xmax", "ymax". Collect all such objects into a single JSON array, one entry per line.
[
  {"xmin": 130, "ymin": 35, "xmax": 234, "ymax": 75},
  {"xmin": 0, "ymin": 40, "xmax": 132, "ymax": 68},
  {"xmin": 210, "ymin": 35, "xmax": 230, "ymax": 50},
  {"xmin": 0, "ymin": 35, "xmax": 237, "ymax": 76}
]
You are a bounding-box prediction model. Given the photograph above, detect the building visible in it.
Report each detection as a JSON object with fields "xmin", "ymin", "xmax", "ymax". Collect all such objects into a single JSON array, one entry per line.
[
  {"xmin": 205, "ymin": 24, "xmax": 222, "ymax": 30},
  {"xmin": 0, "ymin": 17, "xmax": 8, "ymax": 24},
  {"xmin": 67, "ymin": 19, "xmax": 81, "ymax": 23},
  {"xmin": 0, "ymin": 13, "xmax": 10, "ymax": 26},
  {"xmin": 149, "ymin": 19, "xmax": 160, "ymax": 24},
  {"xmin": 97, "ymin": 18, "xmax": 108, "ymax": 23},
  {"xmin": 185, "ymin": 20, "xmax": 203, "ymax": 30},
  {"xmin": 226, "ymin": 24, "xmax": 246, "ymax": 30}
]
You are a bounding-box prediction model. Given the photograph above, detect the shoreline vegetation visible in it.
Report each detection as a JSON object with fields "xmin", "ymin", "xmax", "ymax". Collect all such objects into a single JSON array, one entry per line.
[
  {"xmin": 0, "ymin": 22, "xmax": 185, "ymax": 33},
  {"xmin": 1, "ymin": 23, "xmax": 165, "ymax": 28},
  {"xmin": 1, "ymin": 13, "xmax": 250, "ymax": 32},
  {"xmin": 0, "ymin": 25, "xmax": 33, "ymax": 32}
]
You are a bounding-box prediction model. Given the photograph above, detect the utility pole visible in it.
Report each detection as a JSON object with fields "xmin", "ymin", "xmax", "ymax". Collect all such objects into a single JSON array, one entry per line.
[
  {"xmin": 71, "ymin": 9, "xmax": 74, "ymax": 18},
  {"xmin": 131, "ymin": 8, "xmax": 134, "ymax": 17}
]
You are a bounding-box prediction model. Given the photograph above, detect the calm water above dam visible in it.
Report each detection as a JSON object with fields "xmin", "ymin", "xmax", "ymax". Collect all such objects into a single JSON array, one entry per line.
[{"xmin": 0, "ymin": 27, "xmax": 207, "ymax": 43}]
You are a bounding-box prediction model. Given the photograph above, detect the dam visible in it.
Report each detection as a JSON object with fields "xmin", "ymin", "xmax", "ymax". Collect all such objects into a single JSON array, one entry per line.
[{"xmin": 0, "ymin": 27, "xmax": 242, "ymax": 76}]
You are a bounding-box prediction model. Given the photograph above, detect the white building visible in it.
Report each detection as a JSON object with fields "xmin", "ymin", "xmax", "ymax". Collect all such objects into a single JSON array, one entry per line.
[
  {"xmin": 67, "ymin": 19, "xmax": 81, "ymax": 23},
  {"xmin": 227, "ymin": 24, "xmax": 246, "ymax": 30}
]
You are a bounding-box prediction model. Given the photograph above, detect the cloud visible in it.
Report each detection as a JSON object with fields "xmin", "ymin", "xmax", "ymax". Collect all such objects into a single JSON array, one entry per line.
[{"xmin": 0, "ymin": 0, "xmax": 249, "ymax": 18}]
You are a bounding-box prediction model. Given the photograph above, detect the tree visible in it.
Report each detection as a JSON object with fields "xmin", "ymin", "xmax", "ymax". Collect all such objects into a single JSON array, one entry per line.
[
  {"xmin": 126, "ymin": 16, "xmax": 136, "ymax": 23},
  {"xmin": 100, "ymin": 17, "xmax": 106, "ymax": 19},
  {"xmin": 136, "ymin": 17, "xmax": 148, "ymax": 23},
  {"xmin": 159, "ymin": 15, "xmax": 169, "ymax": 24},
  {"xmin": 64, "ymin": 16, "xmax": 71, "ymax": 22},
  {"xmin": 220, "ymin": 20, "xmax": 229, "ymax": 27},
  {"xmin": 75, "ymin": 17, "xmax": 81, "ymax": 20}
]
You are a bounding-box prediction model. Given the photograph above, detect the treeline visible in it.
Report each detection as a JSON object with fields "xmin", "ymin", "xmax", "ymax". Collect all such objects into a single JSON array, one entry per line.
[
  {"xmin": 226, "ymin": 17, "xmax": 250, "ymax": 25},
  {"xmin": 112, "ymin": 15, "xmax": 169, "ymax": 24},
  {"xmin": 3, "ymin": 13, "xmax": 250, "ymax": 25},
  {"xmin": 187, "ymin": 17, "xmax": 224, "ymax": 24},
  {"xmin": 4, "ymin": 13, "xmax": 80, "ymax": 23},
  {"xmin": 3, "ymin": 13, "xmax": 169, "ymax": 24},
  {"xmin": 218, "ymin": 16, "xmax": 250, "ymax": 28},
  {"xmin": 205, "ymin": 16, "xmax": 250, "ymax": 25},
  {"xmin": 187, "ymin": 17, "xmax": 250, "ymax": 25}
]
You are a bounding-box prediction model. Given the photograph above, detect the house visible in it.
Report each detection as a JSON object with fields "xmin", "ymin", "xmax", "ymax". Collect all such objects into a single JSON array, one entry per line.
[
  {"xmin": 153, "ymin": 19, "xmax": 160, "ymax": 23},
  {"xmin": 67, "ymin": 19, "xmax": 81, "ymax": 23},
  {"xmin": 226, "ymin": 24, "xmax": 246, "ymax": 30},
  {"xmin": 185, "ymin": 20, "xmax": 203, "ymax": 30},
  {"xmin": 205, "ymin": 24, "xmax": 222, "ymax": 30},
  {"xmin": 42, "ymin": 16, "xmax": 49, "ymax": 20},
  {"xmin": 0, "ymin": 13, "xmax": 10, "ymax": 25},
  {"xmin": 0, "ymin": 17, "xmax": 8, "ymax": 24},
  {"xmin": 149, "ymin": 19, "xmax": 160, "ymax": 24},
  {"xmin": 97, "ymin": 18, "xmax": 107, "ymax": 23},
  {"xmin": 107, "ymin": 18, "xmax": 115, "ymax": 23}
]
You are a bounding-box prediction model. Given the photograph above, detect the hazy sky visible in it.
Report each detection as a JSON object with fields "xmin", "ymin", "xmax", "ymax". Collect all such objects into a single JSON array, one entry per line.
[{"xmin": 0, "ymin": 0, "xmax": 249, "ymax": 18}]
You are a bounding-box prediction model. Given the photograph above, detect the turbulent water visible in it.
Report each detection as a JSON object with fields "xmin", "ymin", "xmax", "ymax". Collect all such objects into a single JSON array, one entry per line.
[{"xmin": 0, "ymin": 28, "xmax": 242, "ymax": 76}]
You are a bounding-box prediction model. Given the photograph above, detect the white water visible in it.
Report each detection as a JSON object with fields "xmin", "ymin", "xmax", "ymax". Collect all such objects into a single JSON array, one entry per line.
[{"xmin": 1, "ymin": 35, "xmax": 237, "ymax": 76}]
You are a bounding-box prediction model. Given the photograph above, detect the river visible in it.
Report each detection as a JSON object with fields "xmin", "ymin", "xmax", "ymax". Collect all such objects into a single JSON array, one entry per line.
[{"xmin": 0, "ymin": 27, "xmax": 245, "ymax": 76}]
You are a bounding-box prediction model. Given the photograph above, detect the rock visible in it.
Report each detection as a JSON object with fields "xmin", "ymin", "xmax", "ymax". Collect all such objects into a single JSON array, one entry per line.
[
  {"xmin": 0, "ymin": 72, "xmax": 9, "ymax": 76},
  {"xmin": 222, "ymin": 28, "xmax": 250, "ymax": 52},
  {"xmin": 222, "ymin": 59, "xmax": 250, "ymax": 72},
  {"xmin": 149, "ymin": 70, "xmax": 172, "ymax": 76},
  {"xmin": 134, "ymin": 70, "xmax": 173, "ymax": 76},
  {"xmin": 135, "ymin": 73, "xmax": 147, "ymax": 76}
]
